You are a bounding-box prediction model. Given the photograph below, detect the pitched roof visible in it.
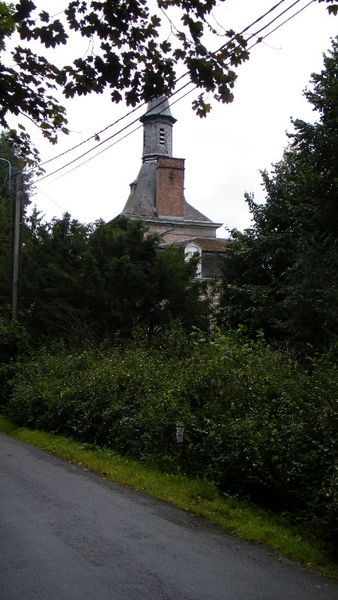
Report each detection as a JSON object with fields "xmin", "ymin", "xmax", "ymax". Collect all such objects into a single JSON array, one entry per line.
[
  {"xmin": 140, "ymin": 97, "xmax": 176, "ymax": 123},
  {"xmin": 123, "ymin": 161, "xmax": 217, "ymax": 224}
]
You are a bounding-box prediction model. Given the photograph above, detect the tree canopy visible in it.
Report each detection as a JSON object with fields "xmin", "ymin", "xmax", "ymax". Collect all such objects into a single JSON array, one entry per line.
[
  {"xmin": 0, "ymin": 141, "xmax": 210, "ymax": 344},
  {"xmin": 218, "ymin": 35, "xmax": 338, "ymax": 356},
  {"xmin": 9, "ymin": 213, "xmax": 209, "ymax": 343},
  {"xmin": 0, "ymin": 0, "xmax": 336, "ymax": 160}
]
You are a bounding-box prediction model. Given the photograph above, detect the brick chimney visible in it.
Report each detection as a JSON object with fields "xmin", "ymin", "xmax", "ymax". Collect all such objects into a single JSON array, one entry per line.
[{"xmin": 156, "ymin": 157, "xmax": 185, "ymax": 217}]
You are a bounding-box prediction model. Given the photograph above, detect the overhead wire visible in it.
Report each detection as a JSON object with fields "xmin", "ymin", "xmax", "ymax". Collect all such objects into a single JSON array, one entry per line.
[
  {"xmin": 39, "ymin": 85, "xmax": 196, "ymax": 186},
  {"xmin": 35, "ymin": 0, "xmax": 291, "ymax": 175},
  {"xmin": 246, "ymin": 0, "xmax": 311, "ymax": 43},
  {"xmin": 34, "ymin": 1, "xmax": 310, "ymax": 190},
  {"xmin": 32, "ymin": 0, "xmax": 315, "ymax": 188},
  {"xmin": 34, "ymin": 81, "xmax": 192, "ymax": 184},
  {"xmin": 250, "ymin": 0, "xmax": 315, "ymax": 44},
  {"xmin": 40, "ymin": 101, "xmax": 145, "ymax": 168},
  {"xmin": 34, "ymin": 186, "xmax": 68, "ymax": 213}
]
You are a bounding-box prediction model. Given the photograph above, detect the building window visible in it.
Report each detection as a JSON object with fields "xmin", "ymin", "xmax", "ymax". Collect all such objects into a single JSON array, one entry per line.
[
  {"xmin": 184, "ymin": 243, "xmax": 202, "ymax": 278},
  {"xmin": 159, "ymin": 128, "xmax": 165, "ymax": 145}
]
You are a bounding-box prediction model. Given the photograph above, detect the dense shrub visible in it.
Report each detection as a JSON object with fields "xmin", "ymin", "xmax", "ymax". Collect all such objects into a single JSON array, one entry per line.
[
  {"xmin": 6, "ymin": 332, "xmax": 191, "ymax": 459},
  {"xmin": 0, "ymin": 311, "xmax": 31, "ymax": 406},
  {"xmin": 4, "ymin": 327, "xmax": 338, "ymax": 552}
]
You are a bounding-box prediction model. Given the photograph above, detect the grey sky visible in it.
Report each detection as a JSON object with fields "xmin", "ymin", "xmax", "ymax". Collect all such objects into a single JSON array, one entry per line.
[{"xmin": 20, "ymin": 0, "xmax": 338, "ymax": 234}]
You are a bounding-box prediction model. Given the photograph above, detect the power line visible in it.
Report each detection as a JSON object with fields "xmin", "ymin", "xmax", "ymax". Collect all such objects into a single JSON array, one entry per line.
[
  {"xmin": 32, "ymin": 0, "xmax": 315, "ymax": 187},
  {"xmin": 40, "ymin": 102, "xmax": 145, "ymax": 168},
  {"xmin": 34, "ymin": 186, "xmax": 68, "ymax": 213},
  {"xmin": 35, "ymin": 0, "xmax": 291, "ymax": 174},
  {"xmin": 37, "ymin": 86, "xmax": 196, "ymax": 188},
  {"xmin": 252, "ymin": 0, "xmax": 315, "ymax": 44},
  {"xmin": 34, "ymin": 82, "xmax": 192, "ymax": 185},
  {"xmin": 247, "ymin": 0, "xmax": 305, "ymax": 42},
  {"xmin": 217, "ymin": 0, "xmax": 289, "ymax": 50}
]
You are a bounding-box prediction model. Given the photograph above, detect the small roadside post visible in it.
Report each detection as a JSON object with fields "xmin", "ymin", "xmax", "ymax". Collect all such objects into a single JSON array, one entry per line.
[{"xmin": 175, "ymin": 421, "xmax": 184, "ymax": 456}]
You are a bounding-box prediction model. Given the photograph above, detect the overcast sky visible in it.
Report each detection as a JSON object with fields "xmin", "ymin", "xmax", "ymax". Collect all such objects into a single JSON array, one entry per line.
[{"xmin": 16, "ymin": 1, "xmax": 338, "ymax": 235}]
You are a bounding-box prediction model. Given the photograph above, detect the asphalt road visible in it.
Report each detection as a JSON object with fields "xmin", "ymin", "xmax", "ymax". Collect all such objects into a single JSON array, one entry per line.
[{"xmin": 1, "ymin": 433, "xmax": 337, "ymax": 600}]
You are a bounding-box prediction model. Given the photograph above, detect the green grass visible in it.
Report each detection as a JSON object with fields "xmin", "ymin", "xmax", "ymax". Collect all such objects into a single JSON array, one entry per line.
[{"xmin": 1, "ymin": 414, "xmax": 337, "ymax": 580}]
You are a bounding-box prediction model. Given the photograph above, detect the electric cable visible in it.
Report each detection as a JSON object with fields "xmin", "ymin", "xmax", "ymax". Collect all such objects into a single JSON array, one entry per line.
[
  {"xmin": 40, "ymin": 101, "xmax": 145, "ymax": 168},
  {"xmin": 32, "ymin": 0, "xmax": 315, "ymax": 188},
  {"xmin": 34, "ymin": 81, "xmax": 192, "ymax": 185},
  {"xmin": 39, "ymin": 85, "xmax": 195, "ymax": 187},
  {"xmin": 250, "ymin": 0, "xmax": 315, "ymax": 44},
  {"xmin": 34, "ymin": 186, "xmax": 68, "ymax": 213},
  {"xmin": 247, "ymin": 0, "xmax": 307, "ymax": 42},
  {"xmin": 36, "ymin": 0, "xmax": 291, "ymax": 172}
]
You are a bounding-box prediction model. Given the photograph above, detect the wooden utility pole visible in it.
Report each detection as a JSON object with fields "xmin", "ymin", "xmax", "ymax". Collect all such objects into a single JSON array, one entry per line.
[{"xmin": 11, "ymin": 171, "xmax": 23, "ymax": 319}]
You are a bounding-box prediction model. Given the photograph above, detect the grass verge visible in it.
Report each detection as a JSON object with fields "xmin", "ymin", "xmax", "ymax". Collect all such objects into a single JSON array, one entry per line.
[{"xmin": 1, "ymin": 414, "xmax": 337, "ymax": 580}]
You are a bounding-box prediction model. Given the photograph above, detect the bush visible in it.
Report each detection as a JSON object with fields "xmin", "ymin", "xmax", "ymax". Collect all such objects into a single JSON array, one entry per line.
[
  {"xmin": 6, "ymin": 330, "xmax": 191, "ymax": 459},
  {"xmin": 5, "ymin": 327, "xmax": 338, "ymax": 553},
  {"xmin": 0, "ymin": 311, "xmax": 31, "ymax": 406}
]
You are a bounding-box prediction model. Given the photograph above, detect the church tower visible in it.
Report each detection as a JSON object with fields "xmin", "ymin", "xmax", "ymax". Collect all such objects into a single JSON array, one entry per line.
[
  {"xmin": 121, "ymin": 97, "xmax": 222, "ymax": 243},
  {"xmin": 141, "ymin": 96, "xmax": 176, "ymax": 159}
]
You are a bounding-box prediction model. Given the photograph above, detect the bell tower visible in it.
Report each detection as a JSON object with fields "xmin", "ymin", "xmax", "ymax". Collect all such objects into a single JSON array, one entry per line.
[
  {"xmin": 120, "ymin": 96, "xmax": 222, "ymax": 243},
  {"xmin": 140, "ymin": 97, "xmax": 176, "ymax": 160}
]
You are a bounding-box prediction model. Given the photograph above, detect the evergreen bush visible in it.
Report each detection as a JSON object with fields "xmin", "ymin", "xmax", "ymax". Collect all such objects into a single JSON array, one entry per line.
[{"xmin": 4, "ymin": 327, "xmax": 338, "ymax": 552}]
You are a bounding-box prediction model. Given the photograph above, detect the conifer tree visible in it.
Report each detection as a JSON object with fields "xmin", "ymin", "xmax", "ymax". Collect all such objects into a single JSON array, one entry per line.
[{"xmin": 219, "ymin": 36, "xmax": 338, "ymax": 354}]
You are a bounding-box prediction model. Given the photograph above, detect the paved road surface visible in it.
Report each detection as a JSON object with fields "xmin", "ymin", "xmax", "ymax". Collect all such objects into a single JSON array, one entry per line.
[{"xmin": 1, "ymin": 432, "xmax": 337, "ymax": 600}]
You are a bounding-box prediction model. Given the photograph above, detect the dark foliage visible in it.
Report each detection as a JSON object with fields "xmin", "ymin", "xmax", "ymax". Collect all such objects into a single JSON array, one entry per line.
[
  {"xmin": 0, "ymin": 0, "xmax": 251, "ymax": 159},
  {"xmin": 5, "ymin": 327, "xmax": 338, "ymax": 555},
  {"xmin": 218, "ymin": 37, "xmax": 338, "ymax": 356},
  {"xmin": 17, "ymin": 214, "xmax": 209, "ymax": 342},
  {"xmin": 0, "ymin": 1, "xmax": 336, "ymax": 159}
]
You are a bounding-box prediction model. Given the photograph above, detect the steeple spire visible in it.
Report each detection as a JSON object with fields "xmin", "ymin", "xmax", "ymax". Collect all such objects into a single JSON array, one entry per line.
[
  {"xmin": 120, "ymin": 96, "xmax": 222, "ymax": 243},
  {"xmin": 141, "ymin": 96, "xmax": 176, "ymax": 121},
  {"xmin": 140, "ymin": 96, "xmax": 176, "ymax": 160}
]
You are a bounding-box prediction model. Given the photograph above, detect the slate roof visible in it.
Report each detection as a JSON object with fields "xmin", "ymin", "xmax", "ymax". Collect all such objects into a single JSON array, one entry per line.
[
  {"xmin": 120, "ymin": 96, "xmax": 223, "ymax": 236},
  {"xmin": 122, "ymin": 160, "xmax": 157, "ymax": 217},
  {"xmin": 140, "ymin": 97, "xmax": 176, "ymax": 123},
  {"xmin": 123, "ymin": 160, "xmax": 215, "ymax": 224},
  {"xmin": 184, "ymin": 201, "xmax": 213, "ymax": 223}
]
